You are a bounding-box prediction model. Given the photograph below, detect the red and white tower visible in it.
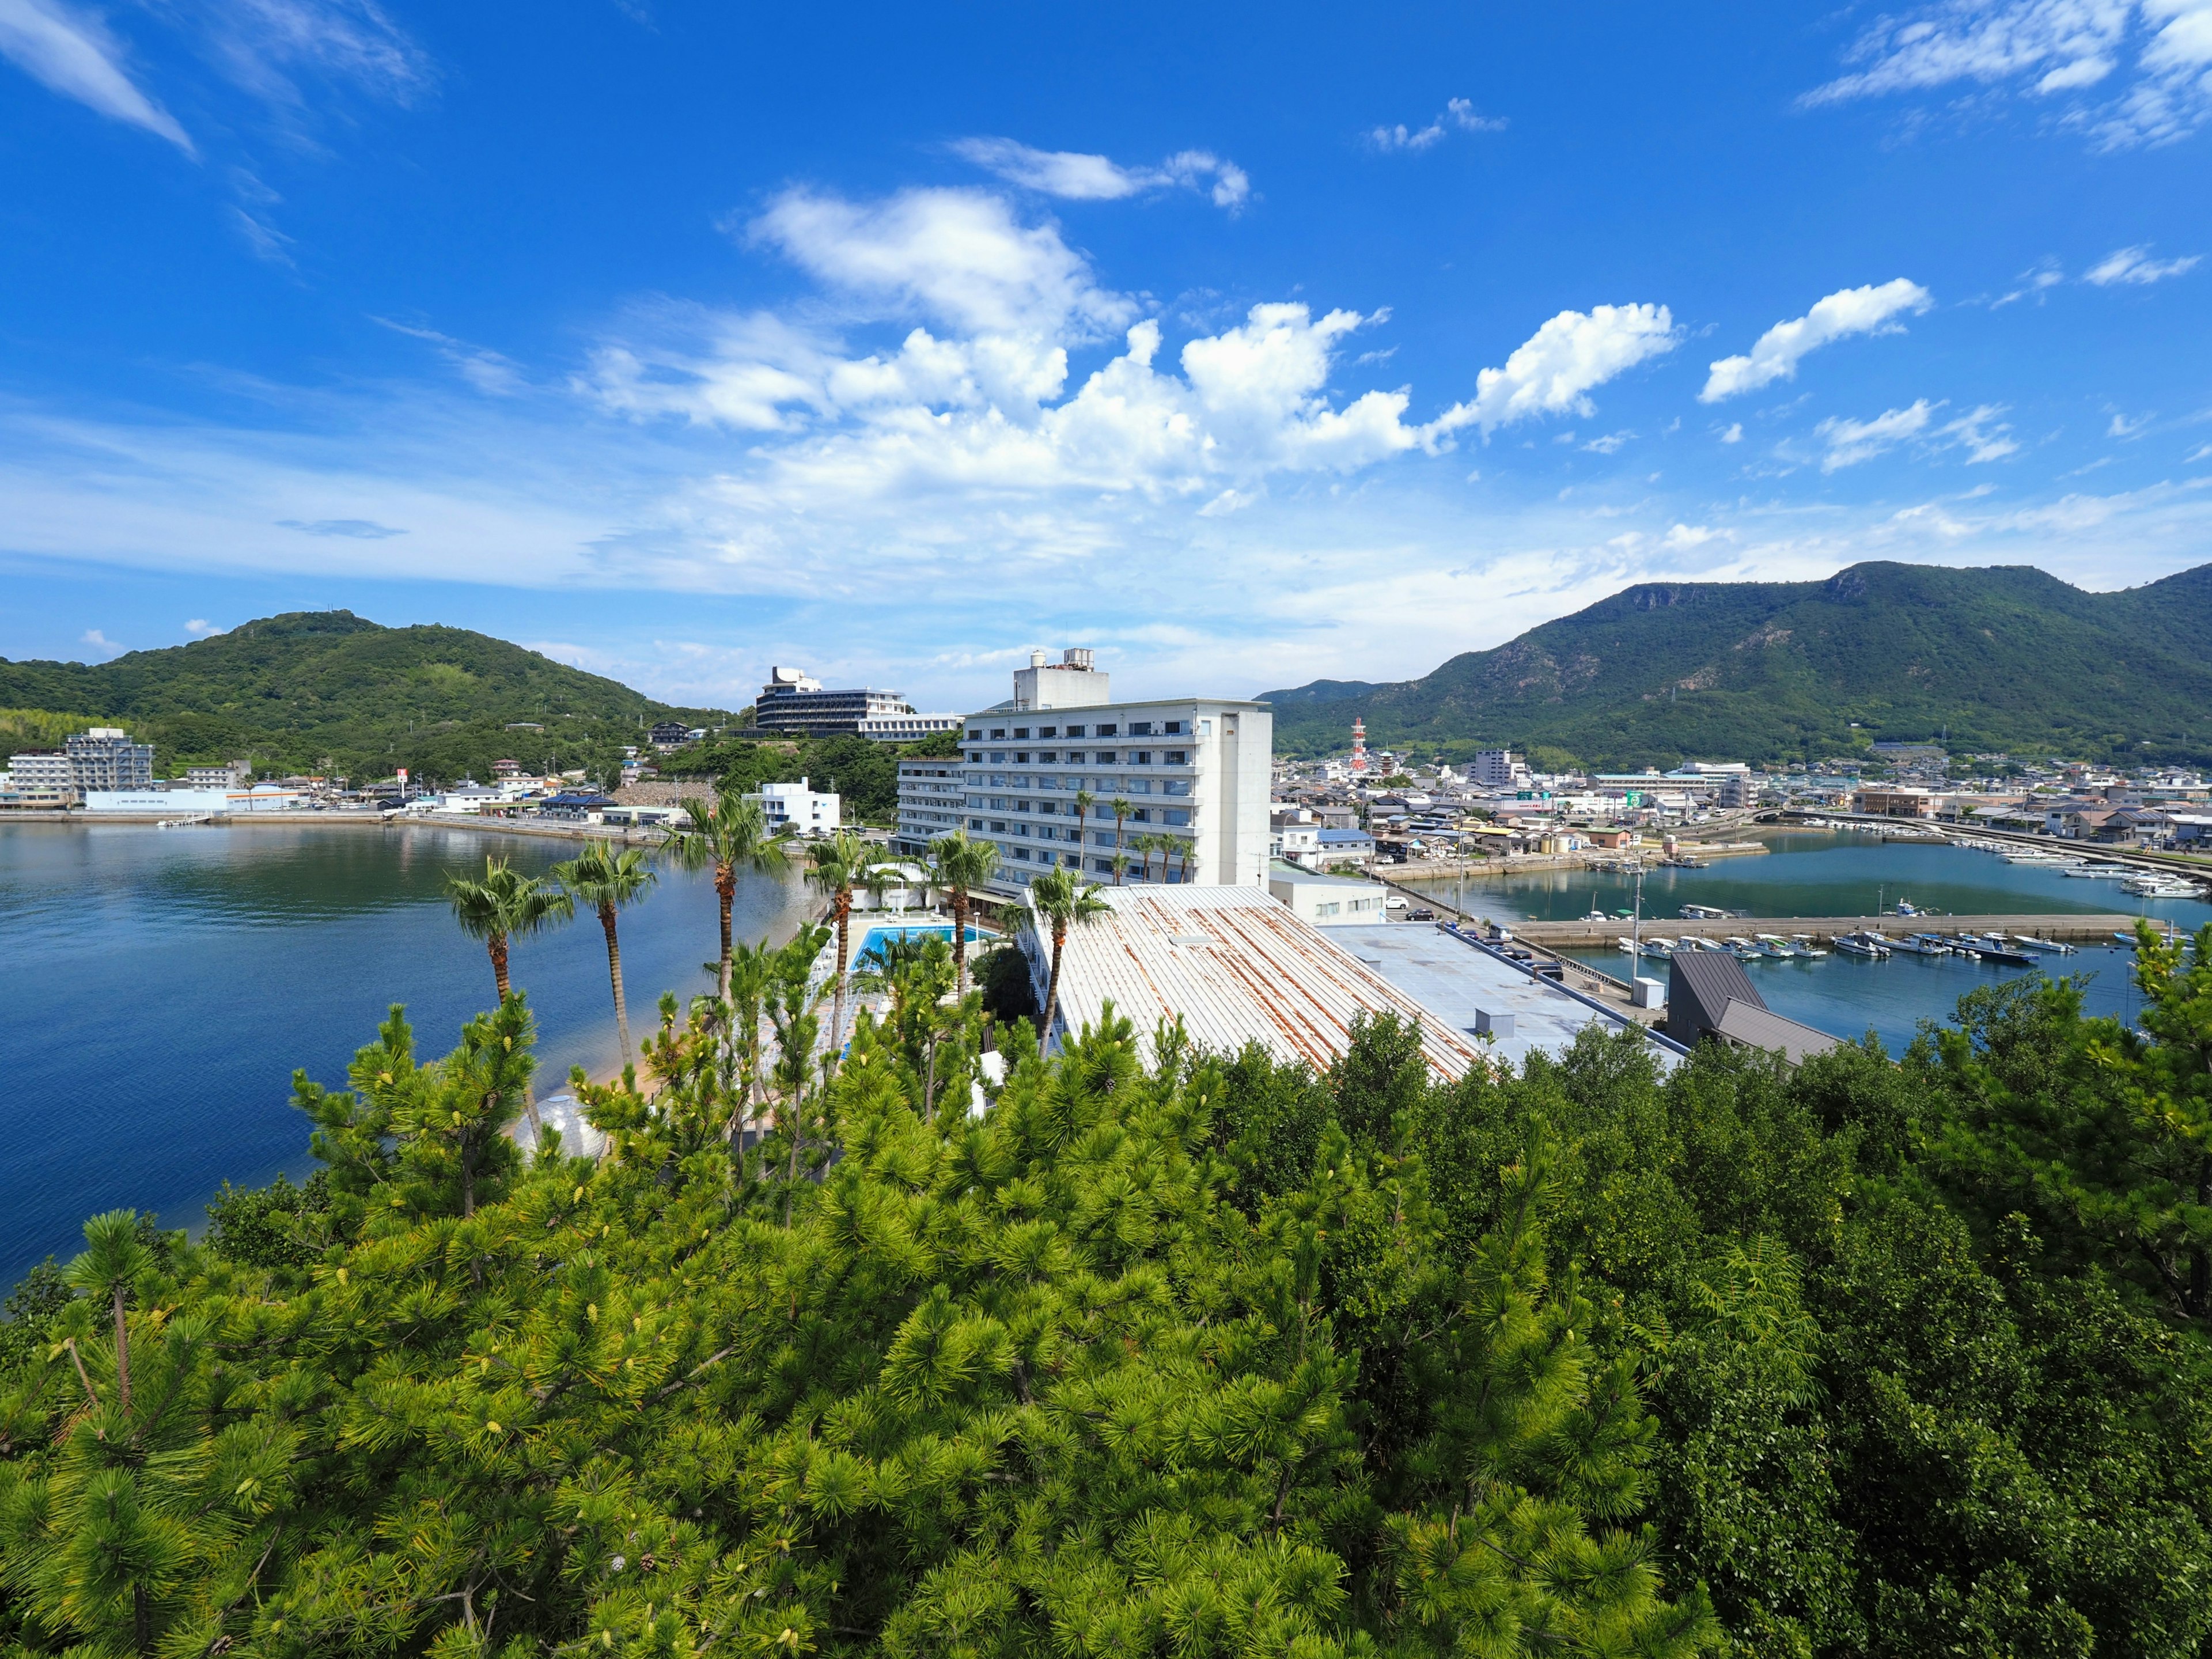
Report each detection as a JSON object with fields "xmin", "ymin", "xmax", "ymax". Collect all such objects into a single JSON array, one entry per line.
[{"xmin": 1350, "ymin": 717, "xmax": 1368, "ymax": 774}]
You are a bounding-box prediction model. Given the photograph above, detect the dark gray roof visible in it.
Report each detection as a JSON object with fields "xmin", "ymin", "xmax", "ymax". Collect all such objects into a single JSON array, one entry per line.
[
  {"xmin": 1713, "ymin": 999, "xmax": 1841, "ymax": 1065},
  {"xmin": 1664, "ymin": 948, "xmax": 1766, "ymax": 1047}
]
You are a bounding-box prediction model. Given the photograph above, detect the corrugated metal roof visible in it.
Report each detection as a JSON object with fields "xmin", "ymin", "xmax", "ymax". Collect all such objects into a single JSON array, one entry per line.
[
  {"xmin": 1048, "ymin": 887, "xmax": 1491, "ymax": 1080},
  {"xmin": 1713, "ymin": 999, "xmax": 1840, "ymax": 1065}
]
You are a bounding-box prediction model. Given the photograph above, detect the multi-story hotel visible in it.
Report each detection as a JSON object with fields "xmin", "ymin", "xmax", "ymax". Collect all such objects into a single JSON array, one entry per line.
[{"xmin": 895, "ymin": 649, "xmax": 1271, "ymax": 894}]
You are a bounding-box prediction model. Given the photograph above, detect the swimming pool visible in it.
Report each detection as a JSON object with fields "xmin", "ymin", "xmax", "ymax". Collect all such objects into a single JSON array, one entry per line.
[{"xmin": 853, "ymin": 922, "xmax": 984, "ymax": 960}]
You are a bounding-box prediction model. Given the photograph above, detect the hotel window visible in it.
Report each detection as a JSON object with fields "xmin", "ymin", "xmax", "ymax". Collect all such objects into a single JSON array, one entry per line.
[
  {"xmin": 1165, "ymin": 750, "xmax": 1188, "ymax": 765},
  {"xmin": 990, "ymin": 751, "xmax": 1007, "ymax": 763},
  {"xmin": 968, "ymin": 817, "xmax": 984, "ymax": 830},
  {"xmin": 1014, "ymin": 752, "xmax": 1028, "ymax": 763},
  {"xmin": 1164, "ymin": 809, "xmax": 1191, "ymax": 826},
  {"xmin": 1038, "ymin": 750, "xmax": 1055, "ymax": 763},
  {"xmin": 1014, "ymin": 800, "xmax": 1031, "ymax": 813},
  {"xmin": 1065, "ymin": 725, "xmax": 1086, "ymax": 738},
  {"xmin": 1095, "ymin": 751, "xmax": 1115, "ymax": 764},
  {"xmin": 990, "ymin": 820, "xmax": 1007, "ymax": 833},
  {"xmin": 1164, "ymin": 721, "xmax": 1183, "ymax": 734},
  {"xmin": 1126, "ymin": 779, "xmax": 1152, "ymax": 794},
  {"xmin": 965, "ymin": 794, "xmax": 984, "ymax": 808},
  {"xmin": 1014, "ymin": 847, "xmax": 1031, "ymax": 860},
  {"xmin": 1013, "ymin": 728, "xmax": 1029, "ymax": 739},
  {"xmin": 1163, "ymin": 780, "xmax": 1191, "ymax": 796},
  {"xmin": 1093, "ymin": 831, "xmax": 1114, "ymax": 847},
  {"xmin": 1132, "ymin": 808, "xmax": 1151, "ymax": 823},
  {"xmin": 1130, "ymin": 721, "xmax": 1153, "ymax": 735},
  {"xmin": 1093, "ymin": 858, "xmax": 1114, "ymax": 874},
  {"xmin": 1037, "ymin": 801, "xmax": 1057, "ymax": 815},
  {"xmin": 967, "ymin": 728, "xmax": 983, "ymax": 739},
  {"xmin": 1096, "ymin": 724, "xmax": 1118, "ymax": 737},
  {"xmin": 1133, "ymin": 751, "xmax": 1152, "ymax": 765},
  {"xmin": 1039, "ymin": 726, "xmax": 1057, "ymax": 738},
  {"xmin": 988, "ymin": 797, "xmax": 1006, "ymax": 810}
]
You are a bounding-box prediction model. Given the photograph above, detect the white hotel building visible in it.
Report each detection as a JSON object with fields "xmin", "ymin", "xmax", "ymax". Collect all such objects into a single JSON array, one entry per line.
[{"xmin": 896, "ymin": 649, "xmax": 1272, "ymax": 895}]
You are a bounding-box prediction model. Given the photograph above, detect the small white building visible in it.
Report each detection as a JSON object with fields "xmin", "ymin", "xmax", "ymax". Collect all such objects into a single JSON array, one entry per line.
[
  {"xmin": 749, "ymin": 777, "xmax": 840, "ymax": 836},
  {"xmin": 1267, "ymin": 862, "xmax": 1390, "ymax": 926}
]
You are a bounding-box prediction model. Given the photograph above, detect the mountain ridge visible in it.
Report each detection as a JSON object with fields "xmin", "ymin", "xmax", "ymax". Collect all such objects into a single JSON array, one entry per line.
[{"xmin": 1257, "ymin": 560, "xmax": 2212, "ymax": 767}]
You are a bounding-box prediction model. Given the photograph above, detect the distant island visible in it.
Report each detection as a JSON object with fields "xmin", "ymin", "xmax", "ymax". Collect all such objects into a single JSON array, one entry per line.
[{"xmin": 1260, "ymin": 560, "xmax": 2212, "ymax": 770}]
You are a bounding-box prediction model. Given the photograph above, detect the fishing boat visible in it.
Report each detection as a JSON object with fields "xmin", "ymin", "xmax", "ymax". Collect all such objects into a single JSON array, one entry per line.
[
  {"xmin": 1722, "ymin": 935, "xmax": 1764, "ymax": 959},
  {"xmin": 1679, "ymin": 903, "xmax": 1731, "ymax": 920},
  {"xmin": 2061, "ymin": 864, "xmax": 2130, "ymax": 878},
  {"xmin": 1831, "ymin": 931, "xmax": 1886, "ymax": 959},
  {"xmin": 1949, "ymin": 934, "xmax": 2037, "ymax": 967},
  {"xmin": 1640, "ymin": 937, "xmax": 1677, "ymax": 959},
  {"xmin": 1891, "ymin": 933, "xmax": 1950, "ymax": 956},
  {"xmin": 1754, "ymin": 934, "xmax": 1801, "ymax": 957},
  {"xmin": 2123, "ymin": 873, "xmax": 2203, "ymax": 899},
  {"xmin": 2009, "ymin": 934, "xmax": 2075, "ymax": 955},
  {"xmin": 2004, "ymin": 851, "xmax": 2075, "ymax": 866},
  {"xmin": 1617, "ymin": 936, "xmax": 1638, "ymax": 953},
  {"xmin": 1790, "ymin": 933, "xmax": 1830, "ymax": 957}
]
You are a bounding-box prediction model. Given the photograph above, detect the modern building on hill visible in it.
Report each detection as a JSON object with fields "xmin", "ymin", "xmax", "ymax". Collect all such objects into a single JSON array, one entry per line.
[
  {"xmin": 752, "ymin": 666, "xmax": 960, "ymax": 741},
  {"xmin": 919, "ymin": 650, "xmax": 1271, "ymax": 895},
  {"xmin": 67, "ymin": 728, "xmax": 155, "ymax": 792}
]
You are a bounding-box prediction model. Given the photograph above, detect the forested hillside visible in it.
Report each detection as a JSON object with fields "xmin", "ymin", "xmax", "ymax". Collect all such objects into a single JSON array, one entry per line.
[
  {"xmin": 3, "ymin": 919, "xmax": 2209, "ymax": 1657},
  {"xmin": 1261, "ymin": 560, "xmax": 2212, "ymax": 768},
  {"xmin": 0, "ymin": 611, "xmax": 728, "ymax": 785}
]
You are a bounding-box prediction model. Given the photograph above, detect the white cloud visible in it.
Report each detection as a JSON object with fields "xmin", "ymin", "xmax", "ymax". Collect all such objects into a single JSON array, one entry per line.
[
  {"xmin": 1938, "ymin": 403, "xmax": 2021, "ymax": 461},
  {"xmin": 1993, "ymin": 259, "xmax": 2066, "ymax": 304},
  {"xmin": 196, "ymin": 0, "xmax": 431, "ymax": 109},
  {"xmin": 1369, "ymin": 97, "xmax": 1508, "ymax": 151},
  {"xmin": 2084, "ymin": 243, "xmax": 2202, "ymax": 283},
  {"xmin": 1719, "ymin": 422, "xmax": 1744, "ymax": 443},
  {"xmin": 1817, "ymin": 400, "xmax": 1938, "ymax": 469},
  {"xmin": 374, "ymin": 317, "xmax": 525, "ymax": 396},
  {"xmin": 79, "ymin": 628, "xmax": 123, "ymax": 655},
  {"xmin": 0, "ymin": 0, "xmax": 193, "ymax": 150},
  {"xmin": 1662, "ymin": 523, "xmax": 1720, "ymax": 549},
  {"xmin": 2108, "ymin": 409, "xmax": 2153, "ymax": 435},
  {"xmin": 1581, "ymin": 431, "xmax": 1634, "ymax": 453},
  {"xmin": 185, "ymin": 618, "xmax": 222, "ymax": 636},
  {"xmin": 950, "ymin": 139, "xmax": 1250, "ymax": 210},
  {"xmin": 749, "ymin": 186, "xmax": 1135, "ymax": 338},
  {"xmin": 1427, "ymin": 304, "xmax": 1678, "ymax": 438},
  {"xmin": 1700, "ymin": 279, "xmax": 1933, "ymax": 402},
  {"xmin": 1802, "ymin": 0, "xmax": 2212, "ymax": 150},
  {"xmin": 2188, "ymin": 440, "xmax": 2212, "ymax": 461}
]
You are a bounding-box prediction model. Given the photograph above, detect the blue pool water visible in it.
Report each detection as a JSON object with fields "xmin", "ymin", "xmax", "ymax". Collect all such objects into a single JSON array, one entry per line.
[{"xmin": 853, "ymin": 922, "xmax": 984, "ymax": 960}]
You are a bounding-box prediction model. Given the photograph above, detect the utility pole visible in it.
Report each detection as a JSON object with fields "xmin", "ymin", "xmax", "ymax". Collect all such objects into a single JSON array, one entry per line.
[{"xmin": 1631, "ymin": 865, "xmax": 1644, "ymax": 964}]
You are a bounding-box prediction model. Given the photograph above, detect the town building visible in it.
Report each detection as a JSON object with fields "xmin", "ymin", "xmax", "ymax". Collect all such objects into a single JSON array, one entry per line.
[
  {"xmin": 747, "ymin": 777, "xmax": 840, "ymax": 836},
  {"xmin": 931, "ymin": 652, "xmax": 1271, "ymax": 894},
  {"xmin": 184, "ymin": 763, "xmax": 248, "ymax": 789},
  {"xmin": 67, "ymin": 728, "xmax": 154, "ymax": 792},
  {"xmin": 1471, "ymin": 749, "xmax": 1528, "ymax": 790},
  {"xmin": 1266, "ymin": 861, "xmax": 1389, "ymax": 926},
  {"xmin": 752, "ymin": 666, "xmax": 959, "ymax": 740},
  {"xmin": 1315, "ymin": 826, "xmax": 1377, "ymax": 870},
  {"xmin": 855, "ymin": 712, "xmax": 964, "ymax": 741},
  {"xmin": 892, "ymin": 757, "xmax": 965, "ymax": 857},
  {"xmin": 7, "ymin": 752, "xmax": 75, "ymax": 801},
  {"xmin": 1855, "ymin": 786, "xmax": 1937, "ymax": 819}
]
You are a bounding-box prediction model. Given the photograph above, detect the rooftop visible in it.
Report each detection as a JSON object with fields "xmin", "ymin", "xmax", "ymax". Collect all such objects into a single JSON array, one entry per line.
[{"xmin": 1043, "ymin": 887, "xmax": 1490, "ymax": 1080}]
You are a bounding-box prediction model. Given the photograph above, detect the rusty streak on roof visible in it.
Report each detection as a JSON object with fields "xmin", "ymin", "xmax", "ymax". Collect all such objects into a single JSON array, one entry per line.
[{"xmin": 1046, "ymin": 886, "xmax": 1491, "ymax": 1080}]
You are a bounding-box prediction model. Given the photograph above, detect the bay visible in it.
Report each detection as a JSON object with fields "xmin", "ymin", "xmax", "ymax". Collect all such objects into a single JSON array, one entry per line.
[
  {"xmin": 1409, "ymin": 831, "xmax": 2212, "ymax": 1054},
  {"xmin": 0, "ymin": 822, "xmax": 812, "ymax": 1289}
]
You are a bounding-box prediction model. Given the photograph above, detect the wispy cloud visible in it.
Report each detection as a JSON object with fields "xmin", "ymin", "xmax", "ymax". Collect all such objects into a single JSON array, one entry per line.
[
  {"xmin": 0, "ymin": 0, "xmax": 193, "ymax": 150},
  {"xmin": 278, "ymin": 517, "xmax": 407, "ymax": 537},
  {"xmin": 950, "ymin": 139, "xmax": 1250, "ymax": 211},
  {"xmin": 1817, "ymin": 400, "xmax": 1938, "ymax": 469},
  {"xmin": 1368, "ymin": 97, "xmax": 1507, "ymax": 151},
  {"xmin": 374, "ymin": 317, "xmax": 525, "ymax": 396},
  {"xmin": 1993, "ymin": 258, "xmax": 2065, "ymax": 304},
  {"xmin": 2084, "ymin": 243, "xmax": 2202, "ymax": 283},
  {"xmin": 1701, "ymin": 279, "xmax": 1932, "ymax": 402},
  {"xmin": 1802, "ymin": 0, "xmax": 2212, "ymax": 150},
  {"xmin": 1938, "ymin": 403, "xmax": 2021, "ymax": 461},
  {"xmin": 196, "ymin": 0, "xmax": 432, "ymax": 111}
]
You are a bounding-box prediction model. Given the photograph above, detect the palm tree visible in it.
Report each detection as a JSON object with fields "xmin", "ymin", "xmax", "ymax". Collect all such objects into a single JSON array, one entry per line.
[
  {"xmin": 1109, "ymin": 796, "xmax": 1133, "ymax": 882},
  {"xmin": 1111, "ymin": 850, "xmax": 1131, "ymax": 886},
  {"xmin": 553, "ymin": 843, "xmax": 658, "ymax": 1066},
  {"xmin": 1072, "ymin": 787, "xmax": 1096, "ymax": 878},
  {"xmin": 445, "ymin": 855, "xmax": 574, "ymax": 1001},
  {"xmin": 1029, "ymin": 867, "xmax": 1110, "ymax": 1038},
  {"xmin": 929, "ymin": 829, "xmax": 998, "ymax": 994},
  {"xmin": 664, "ymin": 784, "xmax": 791, "ymax": 1002},
  {"xmin": 806, "ymin": 829, "xmax": 887, "ymax": 1059},
  {"xmin": 1173, "ymin": 835, "xmax": 1196, "ymax": 884}
]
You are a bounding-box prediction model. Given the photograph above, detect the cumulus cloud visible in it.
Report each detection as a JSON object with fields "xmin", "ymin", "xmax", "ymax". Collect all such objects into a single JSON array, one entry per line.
[
  {"xmin": 1368, "ymin": 97, "xmax": 1507, "ymax": 151},
  {"xmin": 1719, "ymin": 422, "xmax": 1744, "ymax": 443},
  {"xmin": 79, "ymin": 628, "xmax": 123, "ymax": 655},
  {"xmin": 1802, "ymin": 0, "xmax": 2212, "ymax": 150},
  {"xmin": 185, "ymin": 618, "xmax": 224, "ymax": 636},
  {"xmin": 950, "ymin": 139, "xmax": 1250, "ymax": 210},
  {"xmin": 0, "ymin": 0, "xmax": 193, "ymax": 150},
  {"xmin": 1938, "ymin": 403, "xmax": 2021, "ymax": 461},
  {"xmin": 1817, "ymin": 400, "xmax": 1938, "ymax": 469},
  {"xmin": 2085, "ymin": 243, "xmax": 2202, "ymax": 283},
  {"xmin": 1427, "ymin": 304, "xmax": 1679, "ymax": 438},
  {"xmin": 1700, "ymin": 279, "xmax": 1933, "ymax": 402},
  {"xmin": 749, "ymin": 186, "xmax": 1137, "ymax": 338}
]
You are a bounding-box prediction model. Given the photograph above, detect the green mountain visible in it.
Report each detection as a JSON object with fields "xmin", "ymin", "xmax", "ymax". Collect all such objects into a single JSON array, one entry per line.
[
  {"xmin": 0, "ymin": 610, "xmax": 728, "ymax": 786},
  {"xmin": 1259, "ymin": 560, "xmax": 2212, "ymax": 768}
]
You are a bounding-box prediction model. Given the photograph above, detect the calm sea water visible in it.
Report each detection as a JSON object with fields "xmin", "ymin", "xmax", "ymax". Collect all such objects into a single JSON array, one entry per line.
[
  {"xmin": 1411, "ymin": 832, "xmax": 2212, "ymax": 1055},
  {"xmin": 0, "ymin": 823, "xmax": 811, "ymax": 1289}
]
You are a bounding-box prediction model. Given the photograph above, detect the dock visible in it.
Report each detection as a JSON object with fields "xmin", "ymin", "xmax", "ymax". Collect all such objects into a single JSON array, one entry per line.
[{"xmin": 1506, "ymin": 912, "xmax": 2153, "ymax": 948}]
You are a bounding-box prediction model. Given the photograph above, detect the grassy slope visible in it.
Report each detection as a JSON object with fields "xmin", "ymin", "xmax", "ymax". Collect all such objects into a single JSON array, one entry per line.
[{"xmin": 1259, "ymin": 561, "xmax": 2212, "ymax": 767}]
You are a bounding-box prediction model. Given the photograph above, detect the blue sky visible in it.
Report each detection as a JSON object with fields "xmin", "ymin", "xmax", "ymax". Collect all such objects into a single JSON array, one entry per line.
[{"xmin": 2, "ymin": 0, "xmax": 2208, "ymax": 713}]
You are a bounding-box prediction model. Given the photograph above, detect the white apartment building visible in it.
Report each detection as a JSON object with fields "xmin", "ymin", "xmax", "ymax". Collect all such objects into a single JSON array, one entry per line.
[
  {"xmin": 9, "ymin": 752, "xmax": 75, "ymax": 799},
  {"xmin": 747, "ymin": 777, "xmax": 840, "ymax": 836},
  {"xmin": 857, "ymin": 713, "xmax": 964, "ymax": 742},
  {"xmin": 1471, "ymin": 749, "xmax": 1529, "ymax": 790},
  {"xmin": 910, "ymin": 651, "xmax": 1271, "ymax": 894},
  {"xmin": 67, "ymin": 727, "xmax": 154, "ymax": 791},
  {"xmin": 893, "ymin": 757, "xmax": 967, "ymax": 856}
]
